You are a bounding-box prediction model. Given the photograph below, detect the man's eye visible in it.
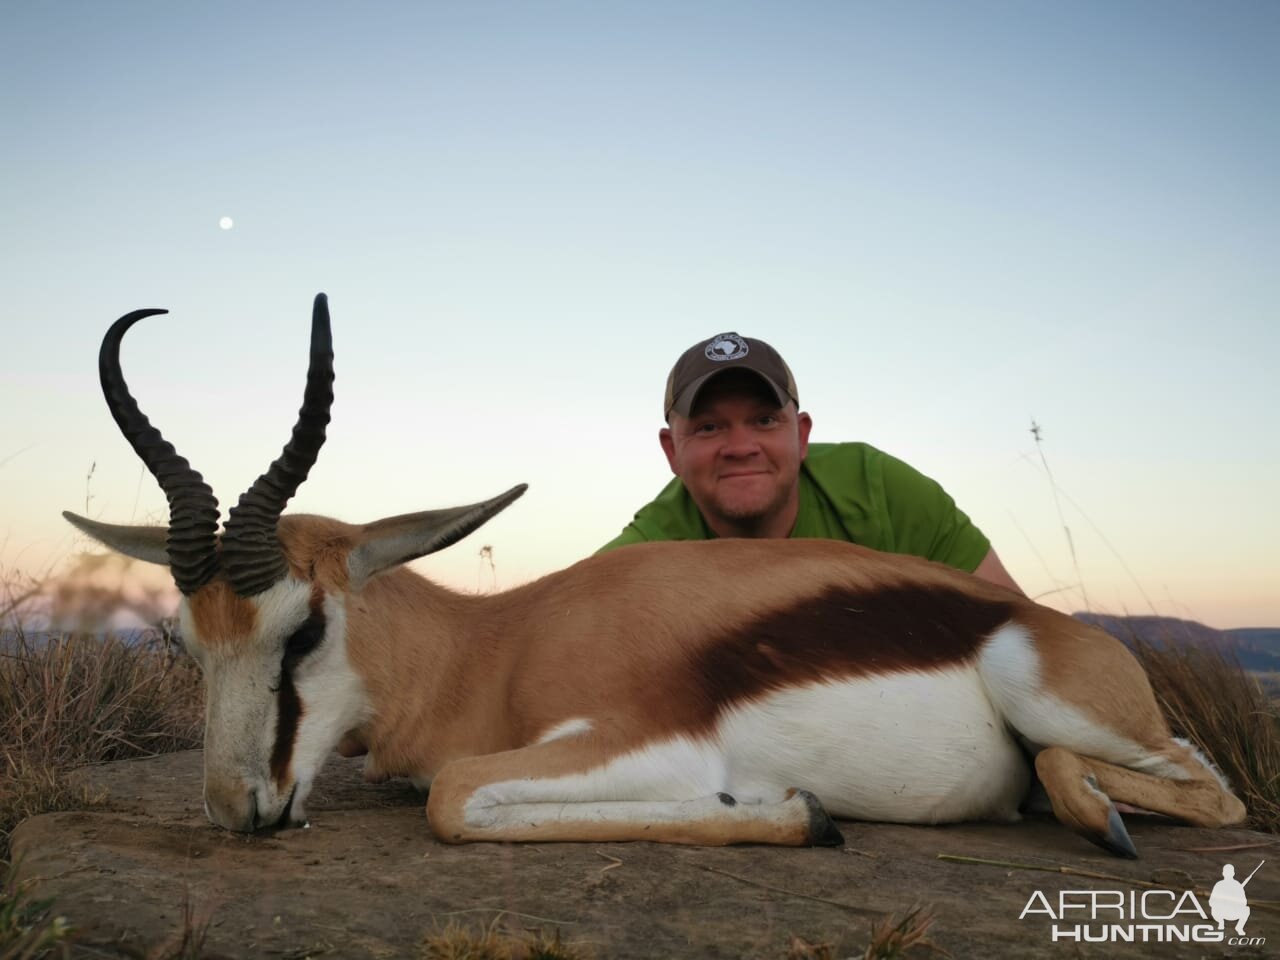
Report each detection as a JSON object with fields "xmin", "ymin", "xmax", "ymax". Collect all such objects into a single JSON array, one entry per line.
[
  {"xmin": 694, "ymin": 422, "xmax": 719, "ymax": 434},
  {"xmin": 757, "ymin": 415, "xmax": 777, "ymax": 427}
]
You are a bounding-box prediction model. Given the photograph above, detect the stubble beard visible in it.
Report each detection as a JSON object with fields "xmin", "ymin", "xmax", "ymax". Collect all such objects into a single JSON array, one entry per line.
[{"xmin": 706, "ymin": 476, "xmax": 797, "ymax": 538}]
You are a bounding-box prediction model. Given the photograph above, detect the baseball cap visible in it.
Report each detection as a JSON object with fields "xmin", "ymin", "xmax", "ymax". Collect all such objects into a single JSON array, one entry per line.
[{"xmin": 663, "ymin": 332, "xmax": 799, "ymax": 419}]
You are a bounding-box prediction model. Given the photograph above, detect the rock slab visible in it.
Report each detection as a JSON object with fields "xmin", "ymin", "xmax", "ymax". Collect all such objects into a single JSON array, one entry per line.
[{"xmin": 12, "ymin": 751, "xmax": 1279, "ymax": 958}]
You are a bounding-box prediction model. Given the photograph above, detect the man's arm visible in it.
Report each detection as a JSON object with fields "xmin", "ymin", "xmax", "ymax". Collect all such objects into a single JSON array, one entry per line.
[{"xmin": 973, "ymin": 547, "xmax": 1025, "ymax": 596}]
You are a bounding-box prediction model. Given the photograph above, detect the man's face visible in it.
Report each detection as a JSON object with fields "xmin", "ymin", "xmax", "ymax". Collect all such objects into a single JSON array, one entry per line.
[{"xmin": 660, "ymin": 370, "xmax": 812, "ymax": 538}]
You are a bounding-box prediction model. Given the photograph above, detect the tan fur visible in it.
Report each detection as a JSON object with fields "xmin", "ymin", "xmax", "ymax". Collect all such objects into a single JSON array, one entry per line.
[
  {"xmin": 194, "ymin": 516, "xmax": 1244, "ymax": 850},
  {"xmin": 1036, "ymin": 746, "xmax": 1246, "ymax": 843},
  {"xmin": 333, "ymin": 538, "xmax": 926, "ymax": 779},
  {"xmin": 274, "ymin": 533, "xmax": 1131, "ymax": 777},
  {"xmin": 279, "ymin": 514, "xmax": 358, "ymax": 592},
  {"xmin": 188, "ymin": 580, "xmax": 258, "ymax": 648},
  {"xmin": 187, "ymin": 518, "xmax": 358, "ymax": 648},
  {"xmin": 86, "ymin": 298, "xmax": 1244, "ymax": 849},
  {"xmin": 1021, "ymin": 605, "xmax": 1174, "ymax": 750}
]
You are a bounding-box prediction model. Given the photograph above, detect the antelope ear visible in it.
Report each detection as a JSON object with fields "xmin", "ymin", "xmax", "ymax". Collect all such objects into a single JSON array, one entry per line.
[
  {"xmin": 62, "ymin": 511, "xmax": 171, "ymax": 566},
  {"xmin": 346, "ymin": 484, "xmax": 527, "ymax": 590}
]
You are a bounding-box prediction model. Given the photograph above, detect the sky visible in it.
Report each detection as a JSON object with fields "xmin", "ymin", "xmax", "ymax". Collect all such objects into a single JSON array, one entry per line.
[{"xmin": 1, "ymin": 1, "xmax": 1277, "ymax": 629}]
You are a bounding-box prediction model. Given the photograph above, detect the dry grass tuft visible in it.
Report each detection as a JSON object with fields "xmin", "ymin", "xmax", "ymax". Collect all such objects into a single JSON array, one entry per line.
[
  {"xmin": 0, "ymin": 757, "xmax": 104, "ymax": 851},
  {"xmin": 0, "ymin": 622, "xmax": 205, "ymax": 956},
  {"xmin": 861, "ymin": 905, "xmax": 946, "ymax": 959},
  {"xmin": 786, "ymin": 934, "xmax": 836, "ymax": 959},
  {"xmin": 0, "ymin": 565, "xmax": 215, "ymax": 958},
  {"xmin": 785, "ymin": 906, "xmax": 945, "ymax": 960},
  {"xmin": 0, "ymin": 627, "xmax": 203, "ymax": 860},
  {"xmin": 1131, "ymin": 638, "xmax": 1280, "ymax": 832},
  {"xmin": 126, "ymin": 893, "xmax": 215, "ymax": 960},
  {"xmin": 420, "ymin": 921, "xmax": 590, "ymax": 960}
]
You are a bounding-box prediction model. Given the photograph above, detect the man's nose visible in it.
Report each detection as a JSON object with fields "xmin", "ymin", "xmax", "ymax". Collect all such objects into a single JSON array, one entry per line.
[{"xmin": 721, "ymin": 424, "xmax": 761, "ymax": 456}]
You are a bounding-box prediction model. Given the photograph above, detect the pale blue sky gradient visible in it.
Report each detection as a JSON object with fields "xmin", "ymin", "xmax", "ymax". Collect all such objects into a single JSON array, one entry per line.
[{"xmin": 2, "ymin": 1, "xmax": 1277, "ymax": 627}]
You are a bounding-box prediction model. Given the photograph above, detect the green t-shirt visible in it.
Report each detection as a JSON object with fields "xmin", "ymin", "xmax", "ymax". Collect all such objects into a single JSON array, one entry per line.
[{"xmin": 595, "ymin": 442, "xmax": 990, "ymax": 573}]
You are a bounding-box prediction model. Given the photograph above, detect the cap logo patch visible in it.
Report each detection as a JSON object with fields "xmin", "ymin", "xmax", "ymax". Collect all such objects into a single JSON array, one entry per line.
[{"xmin": 705, "ymin": 333, "xmax": 748, "ymax": 362}]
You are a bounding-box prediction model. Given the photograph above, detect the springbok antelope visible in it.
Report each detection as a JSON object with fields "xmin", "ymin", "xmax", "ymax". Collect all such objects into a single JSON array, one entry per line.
[{"xmin": 65, "ymin": 294, "xmax": 1246, "ymax": 857}]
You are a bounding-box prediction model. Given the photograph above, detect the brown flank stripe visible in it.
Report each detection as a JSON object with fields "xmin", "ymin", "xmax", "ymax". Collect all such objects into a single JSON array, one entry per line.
[{"xmin": 672, "ymin": 584, "xmax": 1016, "ymax": 734}]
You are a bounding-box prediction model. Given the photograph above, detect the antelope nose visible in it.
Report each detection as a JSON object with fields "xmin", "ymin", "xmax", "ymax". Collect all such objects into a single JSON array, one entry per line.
[{"xmin": 203, "ymin": 782, "xmax": 258, "ymax": 833}]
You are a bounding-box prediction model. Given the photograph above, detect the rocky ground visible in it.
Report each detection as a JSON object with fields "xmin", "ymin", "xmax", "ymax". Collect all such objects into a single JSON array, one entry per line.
[{"xmin": 12, "ymin": 750, "xmax": 1279, "ymax": 959}]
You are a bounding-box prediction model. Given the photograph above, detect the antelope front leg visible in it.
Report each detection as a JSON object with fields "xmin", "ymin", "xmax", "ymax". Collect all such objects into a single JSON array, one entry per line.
[{"xmin": 425, "ymin": 736, "xmax": 844, "ymax": 846}]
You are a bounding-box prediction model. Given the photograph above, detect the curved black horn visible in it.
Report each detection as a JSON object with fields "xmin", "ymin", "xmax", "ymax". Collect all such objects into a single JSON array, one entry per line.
[
  {"xmin": 99, "ymin": 309, "xmax": 221, "ymax": 594},
  {"xmin": 221, "ymin": 294, "xmax": 335, "ymax": 596}
]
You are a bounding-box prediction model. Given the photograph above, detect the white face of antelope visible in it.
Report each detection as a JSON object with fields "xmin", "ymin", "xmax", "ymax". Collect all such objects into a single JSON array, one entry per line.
[
  {"xmin": 177, "ymin": 576, "xmax": 370, "ymax": 832},
  {"xmin": 66, "ymin": 293, "xmax": 524, "ymax": 834}
]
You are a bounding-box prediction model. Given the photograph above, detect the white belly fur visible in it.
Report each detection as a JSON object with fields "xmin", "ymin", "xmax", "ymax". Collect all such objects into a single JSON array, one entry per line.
[
  {"xmin": 475, "ymin": 667, "xmax": 1028, "ymax": 825},
  {"xmin": 716, "ymin": 668, "xmax": 1028, "ymax": 823}
]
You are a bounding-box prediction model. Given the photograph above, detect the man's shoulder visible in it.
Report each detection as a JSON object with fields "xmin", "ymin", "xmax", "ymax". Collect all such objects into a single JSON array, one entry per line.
[
  {"xmin": 804, "ymin": 441, "xmax": 938, "ymax": 492},
  {"xmin": 596, "ymin": 476, "xmax": 708, "ymax": 553},
  {"xmin": 804, "ymin": 441, "xmax": 885, "ymax": 468},
  {"xmin": 802, "ymin": 441, "xmax": 989, "ymax": 571},
  {"xmin": 801, "ymin": 441, "xmax": 896, "ymax": 488}
]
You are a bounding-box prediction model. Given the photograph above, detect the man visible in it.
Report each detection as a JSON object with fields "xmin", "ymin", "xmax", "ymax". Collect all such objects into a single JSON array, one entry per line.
[{"xmin": 597, "ymin": 331, "xmax": 1023, "ymax": 595}]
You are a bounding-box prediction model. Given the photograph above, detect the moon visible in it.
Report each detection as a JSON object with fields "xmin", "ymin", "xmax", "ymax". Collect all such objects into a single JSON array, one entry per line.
[{"xmin": 219, "ymin": 216, "xmax": 234, "ymax": 231}]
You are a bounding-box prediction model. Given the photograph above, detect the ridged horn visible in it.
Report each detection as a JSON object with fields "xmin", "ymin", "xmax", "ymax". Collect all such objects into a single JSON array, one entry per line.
[
  {"xmin": 99, "ymin": 309, "xmax": 221, "ymax": 595},
  {"xmin": 221, "ymin": 293, "xmax": 335, "ymax": 597}
]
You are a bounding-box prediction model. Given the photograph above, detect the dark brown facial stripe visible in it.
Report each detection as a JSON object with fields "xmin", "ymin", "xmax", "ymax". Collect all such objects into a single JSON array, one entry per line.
[
  {"xmin": 673, "ymin": 584, "xmax": 1015, "ymax": 734},
  {"xmin": 270, "ymin": 671, "xmax": 303, "ymax": 789},
  {"xmin": 270, "ymin": 595, "xmax": 326, "ymax": 789}
]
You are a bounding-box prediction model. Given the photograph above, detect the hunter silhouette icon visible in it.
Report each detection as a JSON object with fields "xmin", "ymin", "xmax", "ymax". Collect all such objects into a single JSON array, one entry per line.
[{"xmin": 1210, "ymin": 860, "xmax": 1265, "ymax": 935}]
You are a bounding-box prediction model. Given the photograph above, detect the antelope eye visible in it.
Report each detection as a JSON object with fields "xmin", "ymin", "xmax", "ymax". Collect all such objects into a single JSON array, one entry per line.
[{"xmin": 284, "ymin": 613, "xmax": 326, "ymax": 662}]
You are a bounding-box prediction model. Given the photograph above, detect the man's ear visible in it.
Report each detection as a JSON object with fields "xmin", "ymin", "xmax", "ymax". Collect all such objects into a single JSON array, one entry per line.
[
  {"xmin": 659, "ymin": 426, "xmax": 679, "ymax": 476},
  {"xmin": 797, "ymin": 410, "xmax": 813, "ymax": 460}
]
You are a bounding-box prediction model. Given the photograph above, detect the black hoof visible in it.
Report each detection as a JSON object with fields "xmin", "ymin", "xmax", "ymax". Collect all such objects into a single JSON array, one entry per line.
[
  {"xmin": 795, "ymin": 789, "xmax": 845, "ymax": 847},
  {"xmin": 1091, "ymin": 806, "xmax": 1138, "ymax": 859}
]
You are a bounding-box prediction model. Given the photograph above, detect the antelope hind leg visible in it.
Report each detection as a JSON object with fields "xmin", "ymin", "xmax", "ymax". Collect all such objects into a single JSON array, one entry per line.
[
  {"xmin": 1036, "ymin": 746, "xmax": 1248, "ymax": 858},
  {"xmin": 1035, "ymin": 747, "xmax": 1139, "ymax": 857},
  {"xmin": 425, "ymin": 737, "xmax": 843, "ymax": 846},
  {"xmin": 981, "ymin": 622, "xmax": 1246, "ymax": 856}
]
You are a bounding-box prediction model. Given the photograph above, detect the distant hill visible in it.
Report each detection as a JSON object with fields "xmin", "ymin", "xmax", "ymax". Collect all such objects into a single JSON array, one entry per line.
[
  {"xmin": 1073, "ymin": 613, "xmax": 1280, "ymax": 674},
  {"xmin": 1226, "ymin": 627, "xmax": 1280, "ymax": 657},
  {"xmin": 0, "ymin": 627, "xmax": 160, "ymax": 653},
  {"xmin": 1072, "ymin": 614, "xmax": 1226, "ymax": 647}
]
